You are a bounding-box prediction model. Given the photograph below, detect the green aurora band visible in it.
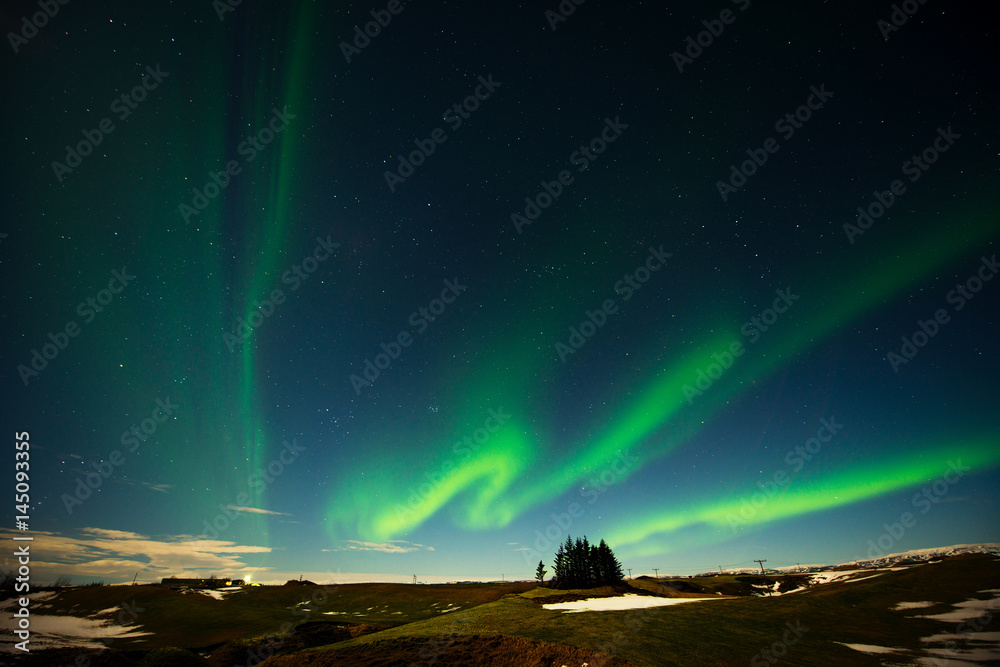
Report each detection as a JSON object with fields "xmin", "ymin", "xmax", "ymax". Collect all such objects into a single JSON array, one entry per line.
[
  {"xmin": 607, "ymin": 436, "xmax": 1000, "ymax": 557},
  {"xmin": 142, "ymin": 2, "xmax": 316, "ymax": 548},
  {"xmin": 234, "ymin": 4, "xmax": 314, "ymax": 543},
  {"xmin": 324, "ymin": 169, "xmax": 997, "ymax": 551}
]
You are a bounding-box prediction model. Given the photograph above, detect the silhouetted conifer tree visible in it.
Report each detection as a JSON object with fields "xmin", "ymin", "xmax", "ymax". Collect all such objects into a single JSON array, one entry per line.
[{"xmin": 550, "ymin": 535, "xmax": 625, "ymax": 589}]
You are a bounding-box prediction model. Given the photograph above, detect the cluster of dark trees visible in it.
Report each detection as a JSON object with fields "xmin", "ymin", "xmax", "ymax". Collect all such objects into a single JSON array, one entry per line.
[{"xmin": 541, "ymin": 536, "xmax": 624, "ymax": 589}]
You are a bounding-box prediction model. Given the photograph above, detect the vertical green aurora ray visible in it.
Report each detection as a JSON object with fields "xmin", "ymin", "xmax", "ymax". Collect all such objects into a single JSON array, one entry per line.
[
  {"xmin": 99, "ymin": 13, "xmax": 245, "ymax": 531},
  {"xmin": 50, "ymin": 10, "xmax": 290, "ymax": 534},
  {"xmin": 233, "ymin": 1, "xmax": 315, "ymax": 539}
]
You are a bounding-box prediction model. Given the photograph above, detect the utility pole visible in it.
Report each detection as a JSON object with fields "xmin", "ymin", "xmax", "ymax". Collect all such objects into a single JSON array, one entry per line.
[
  {"xmin": 652, "ymin": 568, "xmax": 659, "ymax": 580},
  {"xmin": 796, "ymin": 563, "xmax": 801, "ymax": 572},
  {"xmin": 626, "ymin": 569, "xmax": 632, "ymax": 580},
  {"xmin": 754, "ymin": 559, "xmax": 770, "ymax": 596},
  {"xmin": 718, "ymin": 565, "xmax": 724, "ymax": 576}
]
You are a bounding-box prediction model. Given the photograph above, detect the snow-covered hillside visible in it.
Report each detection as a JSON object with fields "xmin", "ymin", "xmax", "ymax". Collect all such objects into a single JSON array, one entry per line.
[{"xmin": 694, "ymin": 543, "xmax": 1000, "ymax": 577}]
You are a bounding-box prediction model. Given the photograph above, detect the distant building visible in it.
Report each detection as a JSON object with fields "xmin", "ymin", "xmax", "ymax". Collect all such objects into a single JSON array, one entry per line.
[
  {"xmin": 160, "ymin": 577, "xmax": 245, "ymax": 589},
  {"xmin": 283, "ymin": 579, "xmax": 316, "ymax": 586}
]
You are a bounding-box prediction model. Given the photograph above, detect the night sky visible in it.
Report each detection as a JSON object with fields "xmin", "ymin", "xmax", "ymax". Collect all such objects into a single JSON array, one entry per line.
[{"xmin": 2, "ymin": 0, "xmax": 998, "ymax": 585}]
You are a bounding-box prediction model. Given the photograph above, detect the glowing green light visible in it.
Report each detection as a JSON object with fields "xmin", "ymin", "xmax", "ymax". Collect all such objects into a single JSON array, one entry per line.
[
  {"xmin": 324, "ymin": 205, "xmax": 997, "ymax": 546},
  {"xmin": 607, "ymin": 436, "xmax": 1000, "ymax": 552}
]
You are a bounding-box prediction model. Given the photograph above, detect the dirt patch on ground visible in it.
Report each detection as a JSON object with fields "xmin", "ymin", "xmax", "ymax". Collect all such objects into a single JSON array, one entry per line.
[
  {"xmin": 206, "ymin": 621, "xmax": 389, "ymax": 665},
  {"xmin": 528, "ymin": 583, "xmax": 660, "ymax": 605},
  {"xmin": 8, "ymin": 648, "xmax": 156, "ymax": 666},
  {"xmin": 776, "ymin": 576, "xmax": 809, "ymax": 593},
  {"xmin": 637, "ymin": 579, "xmax": 707, "ymax": 596},
  {"xmin": 259, "ymin": 633, "xmax": 635, "ymax": 666}
]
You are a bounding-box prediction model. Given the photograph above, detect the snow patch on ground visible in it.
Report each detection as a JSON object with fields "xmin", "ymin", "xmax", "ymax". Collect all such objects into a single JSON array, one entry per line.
[
  {"xmin": 913, "ymin": 589, "xmax": 1000, "ymax": 664},
  {"xmin": 836, "ymin": 642, "xmax": 905, "ymax": 655},
  {"xmin": 0, "ymin": 591, "xmax": 58, "ymax": 611},
  {"xmin": 916, "ymin": 645, "xmax": 1000, "ymax": 666},
  {"xmin": 0, "ymin": 615, "xmax": 151, "ymax": 650},
  {"xmin": 918, "ymin": 596, "xmax": 1000, "ymax": 623},
  {"xmin": 94, "ymin": 606, "xmax": 123, "ymax": 615},
  {"xmin": 197, "ymin": 587, "xmax": 244, "ymax": 600},
  {"xmin": 846, "ymin": 543, "xmax": 1000, "ymax": 570},
  {"xmin": 894, "ymin": 601, "xmax": 938, "ymax": 611},
  {"xmin": 755, "ymin": 579, "xmax": 815, "ymax": 596},
  {"xmin": 543, "ymin": 594, "xmax": 725, "ymax": 613},
  {"xmin": 807, "ymin": 569, "xmax": 883, "ymax": 585}
]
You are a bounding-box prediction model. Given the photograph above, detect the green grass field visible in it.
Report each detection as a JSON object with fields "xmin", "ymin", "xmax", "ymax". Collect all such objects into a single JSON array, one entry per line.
[
  {"xmin": 8, "ymin": 554, "xmax": 999, "ymax": 666},
  {"xmin": 289, "ymin": 554, "xmax": 1000, "ymax": 666},
  {"xmin": 14, "ymin": 580, "xmax": 536, "ymax": 650}
]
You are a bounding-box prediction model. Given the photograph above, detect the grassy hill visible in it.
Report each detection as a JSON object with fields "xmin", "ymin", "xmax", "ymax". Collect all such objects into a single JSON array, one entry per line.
[
  {"xmin": 6, "ymin": 554, "xmax": 998, "ymax": 666},
  {"xmin": 281, "ymin": 554, "xmax": 1000, "ymax": 666}
]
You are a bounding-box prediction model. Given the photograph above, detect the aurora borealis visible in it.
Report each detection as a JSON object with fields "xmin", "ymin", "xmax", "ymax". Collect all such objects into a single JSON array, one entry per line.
[{"xmin": 2, "ymin": 0, "xmax": 997, "ymax": 585}]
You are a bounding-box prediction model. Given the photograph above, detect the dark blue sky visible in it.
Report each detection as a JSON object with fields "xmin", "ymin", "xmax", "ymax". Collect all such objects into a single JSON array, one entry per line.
[{"xmin": 1, "ymin": 0, "xmax": 997, "ymax": 584}]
